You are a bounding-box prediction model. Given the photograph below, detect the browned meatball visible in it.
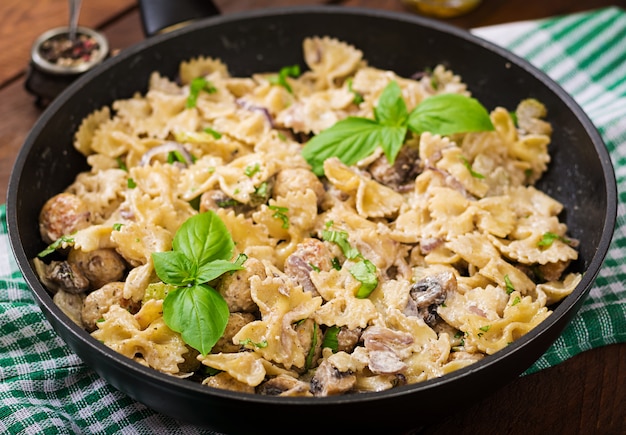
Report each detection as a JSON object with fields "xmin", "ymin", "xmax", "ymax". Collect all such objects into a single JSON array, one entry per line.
[
  {"xmin": 81, "ymin": 282, "xmax": 138, "ymax": 331},
  {"xmin": 217, "ymin": 257, "xmax": 265, "ymax": 313},
  {"xmin": 39, "ymin": 193, "xmax": 90, "ymax": 244},
  {"xmin": 273, "ymin": 168, "xmax": 325, "ymax": 206},
  {"xmin": 212, "ymin": 312, "xmax": 256, "ymax": 353}
]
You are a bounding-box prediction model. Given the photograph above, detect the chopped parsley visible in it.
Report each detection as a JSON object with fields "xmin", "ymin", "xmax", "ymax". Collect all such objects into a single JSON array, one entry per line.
[{"xmin": 268, "ymin": 205, "xmax": 289, "ymax": 229}]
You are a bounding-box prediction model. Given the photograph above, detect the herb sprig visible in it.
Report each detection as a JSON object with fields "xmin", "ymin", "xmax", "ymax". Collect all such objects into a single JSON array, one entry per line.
[
  {"xmin": 152, "ymin": 211, "xmax": 245, "ymax": 355},
  {"xmin": 301, "ymin": 81, "xmax": 494, "ymax": 175},
  {"xmin": 322, "ymin": 229, "xmax": 379, "ymax": 298},
  {"xmin": 186, "ymin": 77, "xmax": 217, "ymax": 109}
]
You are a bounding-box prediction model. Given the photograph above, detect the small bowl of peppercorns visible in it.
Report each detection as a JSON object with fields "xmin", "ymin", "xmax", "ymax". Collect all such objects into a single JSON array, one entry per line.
[
  {"xmin": 26, "ymin": 26, "xmax": 109, "ymax": 106},
  {"xmin": 30, "ymin": 26, "xmax": 109, "ymax": 76}
]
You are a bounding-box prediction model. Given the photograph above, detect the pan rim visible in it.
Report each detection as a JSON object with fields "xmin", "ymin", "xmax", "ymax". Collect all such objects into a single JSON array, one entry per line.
[{"xmin": 6, "ymin": 4, "xmax": 618, "ymax": 410}]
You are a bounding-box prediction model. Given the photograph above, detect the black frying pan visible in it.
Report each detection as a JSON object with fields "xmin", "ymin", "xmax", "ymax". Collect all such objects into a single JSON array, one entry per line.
[{"xmin": 7, "ymin": 4, "xmax": 617, "ymax": 434}]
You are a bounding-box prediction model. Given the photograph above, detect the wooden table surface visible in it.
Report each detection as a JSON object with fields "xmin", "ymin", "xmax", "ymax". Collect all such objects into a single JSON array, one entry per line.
[{"xmin": 2, "ymin": 1, "xmax": 625, "ymax": 434}]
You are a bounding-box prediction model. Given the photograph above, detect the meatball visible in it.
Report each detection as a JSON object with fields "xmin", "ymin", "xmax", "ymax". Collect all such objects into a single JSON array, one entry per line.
[
  {"xmin": 273, "ymin": 168, "xmax": 325, "ymax": 206},
  {"xmin": 212, "ymin": 312, "xmax": 256, "ymax": 353},
  {"xmin": 217, "ymin": 257, "xmax": 265, "ymax": 313},
  {"xmin": 81, "ymin": 282, "xmax": 138, "ymax": 331},
  {"xmin": 39, "ymin": 193, "xmax": 90, "ymax": 244}
]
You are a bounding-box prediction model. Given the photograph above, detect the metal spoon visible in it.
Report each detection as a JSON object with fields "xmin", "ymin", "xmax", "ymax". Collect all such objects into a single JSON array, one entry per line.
[{"xmin": 68, "ymin": 0, "xmax": 82, "ymax": 42}]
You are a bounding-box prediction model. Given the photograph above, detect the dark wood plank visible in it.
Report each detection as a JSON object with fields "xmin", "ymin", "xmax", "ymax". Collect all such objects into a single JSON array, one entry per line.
[
  {"xmin": 421, "ymin": 344, "xmax": 626, "ymax": 434},
  {"xmin": 0, "ymin": 0, "xmax": 136, "ymax": 86}
]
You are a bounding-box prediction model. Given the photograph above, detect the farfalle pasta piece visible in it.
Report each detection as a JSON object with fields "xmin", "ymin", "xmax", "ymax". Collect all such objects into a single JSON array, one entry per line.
[
  {"xmin": 303, "ymin": 36, "xmax": 363, "ymax": 89},
  {"xmin": 232, "ymin": 272, "xmax": 323, "ymax": 370},
  {"xmin": 489, "ymin": 216, "xmax": 578, "ymax": 265},
  {"xmin": 66, "ymin": 169, "xmax": 127, "ymax": 224},
  {"xmin": 212, "ymin": 109, "xmax": 272, "ymax": 145},
  {"xmin": 474, "ymin": 195, "xmax": 516, "ymax": 238},
  {"xmin": 311, "ymin": 268, "xmax": 380, "ymax": 330},
  {"xmin": 509, "ymin": 134, "xmax": 551, "ymax": 179},
  {"xmin": 426, "ymin": 187, "xmax": 476, "ymax": 239},
  {"xmin": 179, "ymin": 56, "xmax": 230, "ymax": 85},
  {"xmin": 176, "ymin": 155, "xmax": 222, "ymax": 201},
  {"xmin": 507, "ymin": 185, "xmax": 564, "ymax": 217},
  {"xmin": 239, "ymin": 80, "xmax": 292, "ymax": 116},
  {"xmin": 111, "ymin": 221, "xmax": 172, "ymax": 267},
  {"xmin": 200, "ymin": 352, "xmax": 267, "ymax": 387},
  {"xmin": 479, "ymin": 257, "xmax": 536, "ymax": 295},
  {"xmin": 129, "ymin": 90, "xmax": 194, "ymax": 139},
  {"xmin": 275, "ymin": 87, "xmax": 354, "ymax": 134},
  {"xmin": 216, "ymin": 209, "xmax": 276, "ymax": 264},
  {"xmin": 435, "ymin": 147, "xmax": 489, "ymax": 198},
  {"xmin": 89, "ymin": 118, "xmax": 137, "ymax": 158},
  {"xmin": 124, "ymin": 262, "xmax": 156, "ymax": 303},
  {"xmin": 253, "ymin": 189, "xmax": 318, "ymax": 241},
  {"xmin": 71, "ymin": 224, "xmax": 116, "ymax": 252},
  {"xmin": 74, "ymin": 106, "xmax": 111, "ymax": 156},
  {"xmin": 92, "ymin": 299, "xmax": 188, "ymax": 374},
  {"xmin": 324, "ymin": 157, "xmax": 403, "ymax": 218},
  {"xmin": 537, "ymin": 273, "xmax": 582, "ymax": 305},
  {"xmin": 214, "ymin": 152, "xmax": 278, "ymax": 203},
  {"xmin": 438, "ymin": 287, "xmax": 549, "ymax": 354}
]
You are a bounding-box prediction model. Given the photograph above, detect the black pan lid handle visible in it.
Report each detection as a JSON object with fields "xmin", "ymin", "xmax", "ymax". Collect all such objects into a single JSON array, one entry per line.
[{"xmin": 138, "ymin": 0, "xmax": 220, "ymax": 37}]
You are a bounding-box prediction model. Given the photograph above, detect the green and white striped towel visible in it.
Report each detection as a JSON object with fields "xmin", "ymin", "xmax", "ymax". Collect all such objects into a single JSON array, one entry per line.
[{"xmin": 1, "ymin": 7, "xmax": 625, "ymax": 434}]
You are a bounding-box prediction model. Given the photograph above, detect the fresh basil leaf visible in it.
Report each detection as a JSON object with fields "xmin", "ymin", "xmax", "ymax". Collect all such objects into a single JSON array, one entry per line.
[
  {"xmin": 322, "ymin": 325, "xmax": 340, "ymax": 352},
  {"xmin": 196, "ymin": 259, "xmax": 244, "ymax": 283},
  {"xmin": 379, "ymin": 125, "xmax": 407, "ymax": 164},
  {"xmin": 304, "ymin": 322, "xmax": 318, "ymax": 370},
  {"xmin": 163, "ymin": 284, "xmax": 229, "ymax": 355},
  {"xmin": 301, "ymin": 117, "xmax": 383, "ymax": 175},
  {"xmin": 350, "ymin": 259, "xmax": 378, "ymax": 298},
  {"xmin": 173, "ymin": 211, "xmax": 235, "ymax": 266},
  {"xmin": 322, "ymin": 230, "xmax": 360, "ymax": 260},
  {"xmin": 407, "ymin": 93, "xmax": 494, "ymax": 136},
  {"xmin": 375, "ymin": 81, "xmax": 408, "ymax": 127},
  {"xmin": 152, "ymin": 250, "xmax": 195, "ymax": 286}
]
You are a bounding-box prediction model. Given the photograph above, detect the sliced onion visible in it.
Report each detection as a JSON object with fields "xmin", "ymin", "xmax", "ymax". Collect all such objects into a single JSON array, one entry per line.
[
  {"xmin": 139, "ymin": 141, "xmax": 193, "ymax": 167},
  {"xmin": 236, "ymin": 98, "xmax": 276, "ymax": 128}
]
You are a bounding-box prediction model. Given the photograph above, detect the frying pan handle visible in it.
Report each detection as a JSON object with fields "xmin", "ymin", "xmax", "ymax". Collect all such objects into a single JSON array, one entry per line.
[{"xmin": 138, "ymin": 0, "xmax": 220, "ymax": 37}]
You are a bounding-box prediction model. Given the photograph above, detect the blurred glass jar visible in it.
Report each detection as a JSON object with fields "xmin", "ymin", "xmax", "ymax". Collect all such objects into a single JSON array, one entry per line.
[{"xmin": 401, "ymin": 0, "xmax": 482, "ymax": 18}]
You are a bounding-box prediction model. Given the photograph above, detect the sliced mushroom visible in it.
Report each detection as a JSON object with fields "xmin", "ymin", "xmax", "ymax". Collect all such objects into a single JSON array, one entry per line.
[
  {"xmin": 39, "ymin": 192, "xmax": 90, "ymax": 244},
  {"xmin": 405, "ymin": 271, "xmax": 457, "ymax": 326},
  {"xmin": 367, "ymin": 145, "xmax": 421, "ymax": 192},
  {"xmin": 257, "ymin": 374, "xmax": 313, "ymax": 397},
  {"xmin": 284, "ymin": 238, "xmax": 333, "ymax": 296},
  {"xmin": 67, "ymin": 248, "xmax": 127, "ymax": 290},
  {"xmin": 310, "ymin": 359, "xmax": 356, "ymax": 397},
  {"xmin": 202, "ymin": 372, "xmax": 255, "ymax": 394},
  {"xmin": 362, "ymin": 326, "xmax": 414, "ymax": 375},
  {"xmin": 199, "ymin": 189, "xmax": 236, "ymax": 213},
  {"xmin": 52, "ymin": 289, "xmax": 85, "ymax": 327},
  {"xmin": 45, "ymin": 260, "xmax": 90, "ymax": 294}
]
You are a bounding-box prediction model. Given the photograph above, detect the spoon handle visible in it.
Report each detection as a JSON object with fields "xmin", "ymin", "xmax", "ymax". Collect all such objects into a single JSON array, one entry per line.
[{"xmin": 68, "ymin": 0, "xmax": 82, "ymax": 42}]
